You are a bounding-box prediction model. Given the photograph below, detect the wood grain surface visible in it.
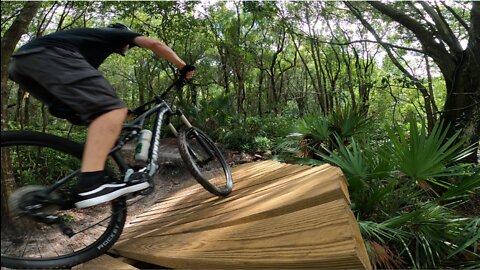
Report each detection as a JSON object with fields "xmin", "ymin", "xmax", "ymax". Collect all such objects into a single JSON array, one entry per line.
[
  {"xmin": 73, "ymin": 255, "xmax": 138, "ymax": 270},
  {"xmin": 112, "ymin": 161, "xmax": 371, "ymax": 269}
]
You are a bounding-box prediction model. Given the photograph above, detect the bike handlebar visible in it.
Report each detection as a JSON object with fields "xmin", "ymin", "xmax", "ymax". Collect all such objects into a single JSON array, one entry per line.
[
  {"xmin": 161, "ymin": 64, "xmax": 196, "ymax": 98},
  {"xmin": 160, "ymin": 77, "xmax": 188, "ymax": 99},
  {"xmin": 129, "ymin": 64, "xmax": 195, "ymax": 117},
  {"xmin": 128, "ymin": 76, "xmax": 190, "ymax": 117}
]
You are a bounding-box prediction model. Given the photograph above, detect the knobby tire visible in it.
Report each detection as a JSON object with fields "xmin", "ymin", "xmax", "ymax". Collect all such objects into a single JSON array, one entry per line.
[
  {"xmin": 177, "ymin": 126, "xmax": 233, "ymax": 196},
  {"xmin": 1, "ymin": 131, "xmax": 127, "ymax": 269}
]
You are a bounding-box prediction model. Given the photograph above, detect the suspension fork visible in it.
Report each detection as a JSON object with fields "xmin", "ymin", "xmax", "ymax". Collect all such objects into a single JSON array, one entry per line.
[
  {"xmin": 167, "ymin": 110, "xmax": 215, "ymax": 162},
  {"xmin": 166, "ymin": 110, "xmax": 192, "ymax": 136}
]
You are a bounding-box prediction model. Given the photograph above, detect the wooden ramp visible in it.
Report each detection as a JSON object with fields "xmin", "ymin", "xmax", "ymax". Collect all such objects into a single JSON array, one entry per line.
[
  {"xmin": 112, "ymin": 160, "xmax": 371, "ymax": 269},
  {"xmin": 73, "ymin": 255, "xmax": 138, "ymax": 270}
]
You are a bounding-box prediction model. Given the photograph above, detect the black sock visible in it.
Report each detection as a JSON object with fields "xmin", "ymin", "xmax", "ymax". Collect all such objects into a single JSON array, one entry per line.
[{"xmin": 74, "ymin": 171, "xmax": 106, "ymax": 192}]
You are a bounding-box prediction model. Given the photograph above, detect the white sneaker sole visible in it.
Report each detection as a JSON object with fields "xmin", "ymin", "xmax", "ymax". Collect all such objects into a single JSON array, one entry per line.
[{"xmin": 75, "ymin": 182, "xmax": 150, "ymax": 208}]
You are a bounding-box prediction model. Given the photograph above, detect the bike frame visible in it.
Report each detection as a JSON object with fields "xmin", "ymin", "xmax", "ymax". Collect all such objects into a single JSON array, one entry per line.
[
  {"xmin": 45, "ymin": 80, "xmax": 193, "ymax": 194},
  {"xmin": 110, "ymin": 80, "xmax": 194, "ymax": 180},
  {"xmin": 113, "ymin": 99, "xmax": 179, "ymax": 177}
]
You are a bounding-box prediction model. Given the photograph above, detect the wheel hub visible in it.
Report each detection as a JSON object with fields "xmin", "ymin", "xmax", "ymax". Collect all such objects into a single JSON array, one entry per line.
[{"xmin": 9, "ymin": 185, "xmax": 61, "ymax": 223}]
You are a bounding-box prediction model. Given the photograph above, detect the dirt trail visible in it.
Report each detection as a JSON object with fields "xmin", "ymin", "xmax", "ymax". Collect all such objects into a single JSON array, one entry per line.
[{"xmin": 121, "ymin": 140, "xmax": 197, "ymax": 223}]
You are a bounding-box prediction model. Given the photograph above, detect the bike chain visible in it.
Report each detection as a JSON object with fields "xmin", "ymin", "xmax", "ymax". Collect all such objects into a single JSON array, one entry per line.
[{"xmin": 67, "ymin": 193, "xmax": 150, "ymax": 237}]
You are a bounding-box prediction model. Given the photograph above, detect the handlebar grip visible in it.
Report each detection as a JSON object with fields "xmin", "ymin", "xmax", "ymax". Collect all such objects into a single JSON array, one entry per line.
[{"xmin": 179, "ymin": 64, "xmax": 196, "ymax": 79}]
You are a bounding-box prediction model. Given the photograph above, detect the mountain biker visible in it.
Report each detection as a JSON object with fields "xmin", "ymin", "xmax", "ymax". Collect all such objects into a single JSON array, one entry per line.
[{"xmin": 8, "ymin": 23, "xmax": 195, "ymax": 208}]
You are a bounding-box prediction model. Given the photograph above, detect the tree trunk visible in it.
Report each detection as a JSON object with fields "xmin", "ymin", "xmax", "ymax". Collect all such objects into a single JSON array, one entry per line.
[
  {"xmin": 42, "ymin": 104, "xmax": 48, "ymax": 133},
  {"xmin": 442, "ymin": 51, "xmax": 480, "ymax": 163},
  {"xmin": 1, "ymin": 1, "xmax": 41, "ymax": 130},
  {"xmin": 343, "ymin": 53, "xmax": 357, "ymax": 110},
  {"xmin": 24, "ymin": 94, "xmax": 31, "ymax": 126},
  {"xmin": 424, "ymin": 55, "xmax": 439, "ymax": 130},
  {"xmin": 257, "ymin": 69, "xmax": 264, "ymax": 116},
  {"xmin": 1, "ymin": 149, "xmax": 15, "ymax": 229},
  {"xmin": 0, "ymin": 1, "xmax": 41, "ymax": 228},
  {"xmin": 14, "ymin": 89, "xmax": 25, "ymax": 123},
  {"xmin": 442, "ymin": 2, "xmax": 480, "ymax": 162},
  {"xmin": 236, "ymin": 72, "xmax": 247, "ymax": 119},
  {"xmin": 363, "ymin": 1, "xmax": 479, "ymax": 162}
]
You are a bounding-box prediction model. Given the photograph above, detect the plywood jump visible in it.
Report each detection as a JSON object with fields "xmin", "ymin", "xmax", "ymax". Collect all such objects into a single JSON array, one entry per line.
[{"xmin": 111, "ymin": 160, "xmax": 371, "ymax": 269}]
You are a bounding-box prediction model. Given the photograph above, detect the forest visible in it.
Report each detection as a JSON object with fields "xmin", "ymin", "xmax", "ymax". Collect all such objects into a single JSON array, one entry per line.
[{"xmin": 1, "ymin": 1, "xmax": 479, "ymax": 269}]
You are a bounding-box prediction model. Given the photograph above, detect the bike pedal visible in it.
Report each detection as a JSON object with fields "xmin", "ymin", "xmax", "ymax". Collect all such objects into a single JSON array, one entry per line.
[
  {"xmin": 123, "ymin": 182, "xmax": 152, "ymax": 199},
  {"xmin": 125, "ymin": 193, "xmax": 144, "ymax": 203},
  {"xmin": 127, "ymin": 171, "xmax": 148, "ymax": 182},
  {"xmin": 139, "ymin": 185, "xmax": 154, "ymax": 196}
]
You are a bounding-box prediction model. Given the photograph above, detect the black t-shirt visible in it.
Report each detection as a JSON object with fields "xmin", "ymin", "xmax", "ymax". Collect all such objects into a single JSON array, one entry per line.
[{"xmin": 18, "ymin": 28, "xmax": 142, "ymax": 68}]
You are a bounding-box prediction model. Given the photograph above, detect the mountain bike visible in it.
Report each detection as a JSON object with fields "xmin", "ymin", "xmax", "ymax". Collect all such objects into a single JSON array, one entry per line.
[{"xmin": 0, "ymin": 78, "xmax": 233, "ymax": 269}]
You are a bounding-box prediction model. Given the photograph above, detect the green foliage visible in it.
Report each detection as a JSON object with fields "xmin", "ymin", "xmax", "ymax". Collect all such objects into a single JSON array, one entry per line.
[
  {"xmin": 276, "ymin": 105, "xmax": 374, "ymax": 162},
  {"xmin": 388, "ymin": 118, "xmax": 476, "ymax": 181},
  {"xmin": 359, "ymin": 202, "xmax": 480, "ymax": 269},
  {"xmin": 253, "ymin": 136, "xmax": 272, "ymax": 152},
  {"xmin": 438, "ymin": 171, "xmax": 480, "ymax": 203},
  {"xmin": 448, "ymin": 217, "xmax": 480, "ymax": 259},
  {"xmin": 217, "ymin": 115, "xmax": 294, "ymax": 152},
  {"xmin": 391, "ymin": 203, "xmax": 479, "ymax": 269},
  {"xmin": 316, "ymin": 136, "xmax": 368, "ymax": 191},
  {"xmin": 286, "ymin": 115, "xmax": 479, "ymax": 268},
  {"xmin": 9, "ymin": 145, "xmax": 81, "ymax": 187},
  {"xmin": 296, "ymin": 114, "xmax": 330, "ymax": 142},
  {"xmin": 329, "ymin": 105, "xmax": 372, "ymax": 139},
  {"xmin": 359, "ymin": 220, "xmax": 408, "ymax": 245}
]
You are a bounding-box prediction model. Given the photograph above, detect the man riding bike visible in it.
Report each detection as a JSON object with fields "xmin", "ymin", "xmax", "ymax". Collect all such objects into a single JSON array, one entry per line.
[{"xmin": 8, "ymin": 23, "xmax": 195, "ymax": 208}]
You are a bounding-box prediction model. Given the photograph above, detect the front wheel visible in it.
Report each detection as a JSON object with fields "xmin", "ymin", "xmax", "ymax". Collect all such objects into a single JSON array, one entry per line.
[
  {"xmin": 178, "ymin": 127, "xmax": 233, "ymax": 196},
  {"xmin": 1, "ymin": 131, "xmax": 127, "ymax": 269}
]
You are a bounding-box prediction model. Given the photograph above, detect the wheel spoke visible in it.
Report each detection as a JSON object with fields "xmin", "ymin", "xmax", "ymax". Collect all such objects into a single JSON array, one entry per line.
[
  {"xmin": 1, "ymin": 131, "xmax": 126, "ymax": 269},
  {"xmin": 178, "ymin": 127, "xmax": 233, "ymax": 196}
]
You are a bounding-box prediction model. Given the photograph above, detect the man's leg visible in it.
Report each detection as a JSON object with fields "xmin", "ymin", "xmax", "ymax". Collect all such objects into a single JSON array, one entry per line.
[
  {"xmin": 81, "ymin": 108, "xmax": 128, "ymax": 172},
  {"xmin": 73, "ymin": 107, "xmax": 149, "ymax": 208}
]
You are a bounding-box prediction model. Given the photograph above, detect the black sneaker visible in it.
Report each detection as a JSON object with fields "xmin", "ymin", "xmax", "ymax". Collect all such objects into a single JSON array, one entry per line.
[{"xmin": 74, "ymin": 180, "xmax": 149, "ymax": 208}]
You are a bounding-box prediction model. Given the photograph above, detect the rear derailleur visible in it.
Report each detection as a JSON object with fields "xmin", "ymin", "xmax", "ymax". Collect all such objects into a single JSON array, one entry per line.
[{"xmin": 9, "ymin": 186, "xmax": 76, "ymax": 237}]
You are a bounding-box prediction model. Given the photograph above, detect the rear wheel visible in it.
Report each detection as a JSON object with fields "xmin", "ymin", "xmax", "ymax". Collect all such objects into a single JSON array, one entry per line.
[
  {"xmin": 178, "ymin": 127, "xmax": 233, "ymax": 196},
  {"xmin": 1, "ymin": 131, "xmax": 127, "ymax": 269}
]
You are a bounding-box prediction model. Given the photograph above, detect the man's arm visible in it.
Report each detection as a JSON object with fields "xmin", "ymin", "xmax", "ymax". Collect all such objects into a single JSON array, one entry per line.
[{"xmin": 133, "ymin": 36, "xmax": 186, "ymax": 69}]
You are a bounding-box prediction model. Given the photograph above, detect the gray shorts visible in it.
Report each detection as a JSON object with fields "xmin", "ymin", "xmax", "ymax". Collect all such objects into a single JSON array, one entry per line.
[{"xmin": 8, "ymin": 47, "xmax": 126, "ymax": 125}]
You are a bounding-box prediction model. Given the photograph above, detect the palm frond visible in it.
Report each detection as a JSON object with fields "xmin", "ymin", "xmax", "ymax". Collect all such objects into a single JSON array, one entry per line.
[
  {"xmin": 329, "ymin": 104, "xmax": 372, "ymax": 138},
  {"xmin": 439, "ymin": 171, "xmax": 480, "ymax": 202},
  {"xmin": 359, "ymin": 220, "xmax": 409, "ymax": 243},
  {"xmin": 359, "ymin": 220, "xmax": 409, "ymax": 269},
  {"xmin": 380, "ymin": 202, "xmax": 478, "ymax": 268},
  {"xmin": 295, "ymin": 114, "xmax": 330, "ymax": 142},
  {"xmin": 447, "ymin": 217, "xmax": 480, "ymax": 259},
  {"xmin": 315, "ymin": 135, "xmax": 368, "ymax": 191},
  {"xmin": 388, "ymin": 118, "xmax": 476, "ymax": 181}
]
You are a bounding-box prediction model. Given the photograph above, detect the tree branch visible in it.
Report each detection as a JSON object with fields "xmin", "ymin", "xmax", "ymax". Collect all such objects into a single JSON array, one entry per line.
[
  {"xmin": 311, "ymin": 37, "xmax": 425, "ymax": 54},
  {"xmin": 366, "ymin": 1, "xmax": 455, "ymax": 69},
  {"xmin": 345, "ymin": 2, "xmax": 425, "ymax": 87},
  {"xmin": 470, "ymin": 1, "xmax": 480, "ymax": 51},
  {"xmin": 419, "ymin": 2, "xmax": 463, "ymax": 54},
  {"xmin": 442, "ymin": 2, "xmax": 470, "ymax": 33}
]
